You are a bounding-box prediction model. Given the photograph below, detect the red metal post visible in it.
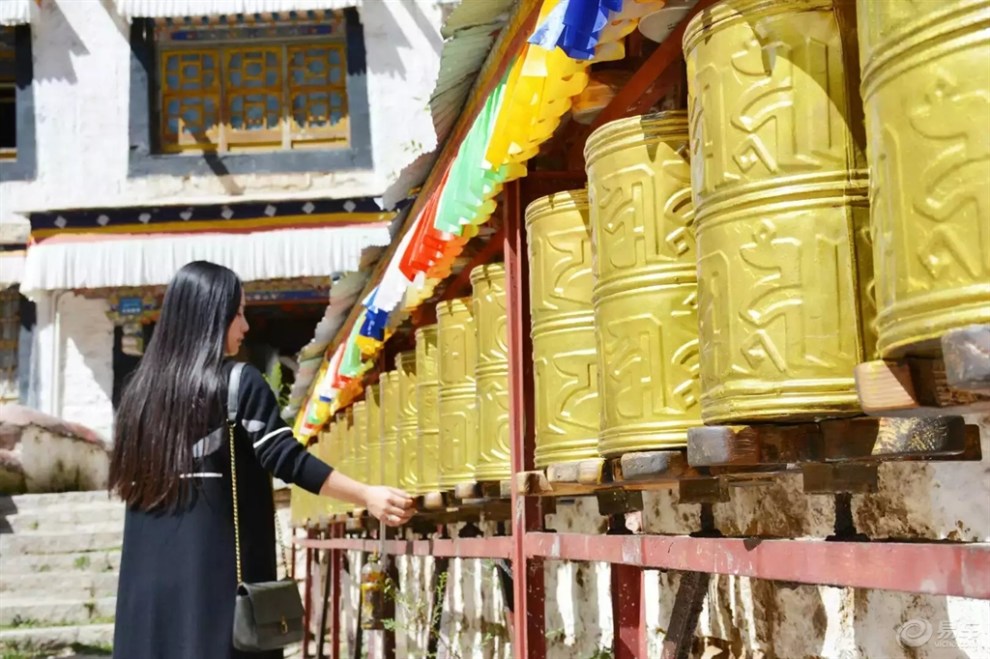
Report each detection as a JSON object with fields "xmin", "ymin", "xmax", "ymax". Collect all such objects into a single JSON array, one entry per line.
[
  {"xmin": 330, "ymin": 522, "xmax": 342, "ymax": 659},
  {"xmin": 303, "ymin": 527, "xmax": 316, "ymax": 659},
  {"xmin": 525, "ymin": 533, "xmax": 990, "ymax": 600},
  {"xmin": 291, "ymin": 527, "xmax": 298, "ymax": 580},
  {"xmin": 295, "ymin": 536, "xmax": 514, "ymax": 560},
  {"xmin": 504, "ymin": 179, "xmax": 546, "ymax": 659},
  {"xmin": 612, "ymin": 564, "xmax": 646, "ymax": 659}
]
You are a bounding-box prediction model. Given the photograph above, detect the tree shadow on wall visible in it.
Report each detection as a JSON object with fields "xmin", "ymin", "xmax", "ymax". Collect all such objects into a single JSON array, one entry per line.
[{"xmin": 31, "ymin": 0, "xmax": 89, "ymax": 85}]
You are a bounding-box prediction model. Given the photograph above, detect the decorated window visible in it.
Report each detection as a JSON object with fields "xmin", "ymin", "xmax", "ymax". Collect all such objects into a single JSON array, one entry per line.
[
  {"xmin": 155, "ymin": 11, "xmax": 349, "ymax": 153},
  {"xmin": 0, "ymin": 27, "xmax": 17, "ymax": 160}
]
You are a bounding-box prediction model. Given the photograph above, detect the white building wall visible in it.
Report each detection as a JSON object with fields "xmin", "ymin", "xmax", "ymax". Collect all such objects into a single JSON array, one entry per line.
[
  {"xmin": 0, "ymin": 0, "xmax": 445, "ymax": 235},
  {"xmin": 30, "ymin": 292, "xmax": 114, "ymax": 440},
  {"xmin": 2, "ymin": 0, "xmax": 446, "ymax": 432}
]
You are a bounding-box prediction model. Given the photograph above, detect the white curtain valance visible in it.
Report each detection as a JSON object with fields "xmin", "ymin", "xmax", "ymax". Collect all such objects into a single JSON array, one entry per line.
[
  {"xmin": 0, "ymin": 251, "xmax": 25, "ymax": 288},
  {"xmin": 116, "ymin": 0, "xmax": 359, "ymax": 18},
  {"xmin": 19, "ymin": 224, "xmax": 390, "ymax": 300},
  {"xmin": 0, "ymin": 0, "xmax": 30, "ymax": 26}
]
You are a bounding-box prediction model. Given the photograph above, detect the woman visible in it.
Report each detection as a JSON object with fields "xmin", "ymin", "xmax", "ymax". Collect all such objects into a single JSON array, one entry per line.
[{"xmin": 110, "ymin": 261, "xmax": 414, "ymax": 659}]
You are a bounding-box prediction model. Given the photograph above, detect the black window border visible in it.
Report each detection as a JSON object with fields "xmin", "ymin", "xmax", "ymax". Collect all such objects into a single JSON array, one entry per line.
[
  {"xmin": 0, "ymin": 25, "xmax": 37, "ymax": 183},
  {"xmin": 126, "ymin": 8, "xmax": 372, "ymax": 178}
]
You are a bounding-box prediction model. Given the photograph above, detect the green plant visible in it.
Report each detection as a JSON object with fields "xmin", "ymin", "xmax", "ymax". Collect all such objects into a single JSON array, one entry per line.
[
  {"xmin": 3, "ymin": 616, "xmax": 40, "ymax": 630},
  {"xmin": 380, "ymin": 567, "xmax": 459, "ymax": 659},
  {"xmin": 71, "ymin": 641, "xmax": 113, "ymax": 655},
  {"xmin": 74, "ymin": 555, "xmax": 91, "ymax": 570}
]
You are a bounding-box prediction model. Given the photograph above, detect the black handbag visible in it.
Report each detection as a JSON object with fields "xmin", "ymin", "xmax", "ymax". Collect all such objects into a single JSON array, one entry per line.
[{"xmin": 226, "ymin": 363, "xmax": 305, "ymax": 653}]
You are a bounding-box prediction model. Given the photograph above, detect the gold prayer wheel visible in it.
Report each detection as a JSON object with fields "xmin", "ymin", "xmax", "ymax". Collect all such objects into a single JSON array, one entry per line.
[
  {"xmin": 351, "ymin": 402, "xmax": 369, "ymax": 490},
  {"xmin": 315, "ymin": 427, "xmax": 333, "ymax": 518},
  {"xmin": 339, "ymin": 409, "xmax": 357, "ymax": 512},
  {"xmin": 857, "ymin": 0, "xmax": 990, "ymax": 357},
  {"xmin": 437, "ymin": 299, "xmax": 480, "ymax": 489},
  {"xmin": 585, "ymin": 111, "xmax": 702, "ymax": 455},
  {"xmin": 395, "ymin": 351, "xmax": 420, "ymax": 494},
  {"xmin": 526, "ymin": 190, "xmax": 602, "ymax": 467},
  {"xmin": 415, "ymin": 325, "xmax": 442, "ymax": 493},
  {"xmin": 684, "ymin": 0, "xmax": 876, "ymax": 423},
  {"xmin": 471, "ymin": 264, "xmax": 512, "ymax": 481},
  {"xmin": 325, "ymin": 419, "xmax": 344, "ymax": 516},
  {"xmin": 365, "ymin": 384, "xmax": 382, "ymax": 485},
  {"xmin": 379, "ymin": 370, "xmax": 401, "ymax": 489}
]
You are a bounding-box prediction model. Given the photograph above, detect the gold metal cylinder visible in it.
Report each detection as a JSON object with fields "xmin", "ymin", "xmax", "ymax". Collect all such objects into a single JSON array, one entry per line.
[
  {"xmin": 684, "ymin": 0, "xmax": 876, "ymax": 423},
  {"xmin": 325, "ymin": 419, "xmax": 344, "ymax": 516},
  {"xmin": 857, "ymin": 0, "xmax": 990, "ymax": 357},
  {"xmin": 526, "ymin": 191, "xmax": 602, "ymax": 467},
  {"xmin": 365, "ymin": 384, "xmax": 382, "ymax": 485},
  {"xmin": 585, "ymin": 111, "xmax": 702, "ymax": 456},
  {"xmin": 379, "ymin": 370, "xmax": 401, "ymax": 489},
  {"xmin": 471, "ymin": 264, "xmax": 512, "ymax": 481},
  {"xmin": 315, "ymin": 427, "xmax": 332, "ymax": 518},
  {"xmin": 415, "ymin": 325, "xmax": 442, "ymax": 493},
  {"xmin": 437, "ymin": 299, "xmax": 479, "ymax": 489},
  {"xmin": 395, "ymin": 351, "xmax": 419, "ymax": 494},
  {"xmin": 351, "ymin": 401, "xmax": 369, "ymax": 487},
  {"xmin": 339, "ymin": 409, "xmax": 357, "ymax": 512}
]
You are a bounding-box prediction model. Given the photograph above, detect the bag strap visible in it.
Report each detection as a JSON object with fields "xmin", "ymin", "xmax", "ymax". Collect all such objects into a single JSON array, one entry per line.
[{"xmin": 226, "ymin": 363, "xmax": 290, "ymax": 586}]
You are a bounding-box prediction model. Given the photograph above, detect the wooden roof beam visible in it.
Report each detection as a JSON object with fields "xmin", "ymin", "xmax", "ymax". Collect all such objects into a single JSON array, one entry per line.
[{"xmin": 567, "ymin": 0, "xmax": 719, "ymax": 170}]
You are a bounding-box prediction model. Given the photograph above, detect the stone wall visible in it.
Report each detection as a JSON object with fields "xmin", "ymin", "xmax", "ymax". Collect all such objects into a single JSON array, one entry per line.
[
  {"xmin": 320, "ymin": 416, "xmax": 989, "ymax": 658},
  {"xmin": 29, "ymin": 292, "xmax": 114, "ymax": 441}
]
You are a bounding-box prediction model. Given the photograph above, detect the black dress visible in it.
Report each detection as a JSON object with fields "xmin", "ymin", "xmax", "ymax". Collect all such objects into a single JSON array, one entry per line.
[{"xmin": 113, "ymin": 362, "xmax": 332, "ymax": 659}]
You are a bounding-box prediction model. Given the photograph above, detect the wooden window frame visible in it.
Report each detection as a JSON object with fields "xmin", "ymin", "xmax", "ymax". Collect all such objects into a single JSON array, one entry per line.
[
  {"xmin": 156, "ymin": 35, "xmax": 350, "ymax": 154},
  {"xmin": 0, "ymin": 26, "xmax": 17, "ymax": 161}
]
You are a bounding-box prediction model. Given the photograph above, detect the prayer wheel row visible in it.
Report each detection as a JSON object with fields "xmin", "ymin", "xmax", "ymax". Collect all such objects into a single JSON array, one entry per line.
[
  {"xmin": 308, "ymin": 0, "xmax": 987, "ymax": 504},
  {"xmin": 349, "ymin": 265, "xmax": 513, "ymax": 496},
  {"xmin": 525, "ymin": 0, "xmax": 989, "ymax": 463}
]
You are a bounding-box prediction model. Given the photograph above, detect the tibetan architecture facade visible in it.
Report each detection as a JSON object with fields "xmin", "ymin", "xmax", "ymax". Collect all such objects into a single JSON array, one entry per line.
[{"xmin": 0, "ymin": 0, "xmax": 451, "ymax": 440}]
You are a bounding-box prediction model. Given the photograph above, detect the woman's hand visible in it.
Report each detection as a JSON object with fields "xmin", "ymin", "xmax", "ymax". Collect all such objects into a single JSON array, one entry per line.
[{"xmin": 364, "ymin": 486, "xmax": 415, "ymax": 527}]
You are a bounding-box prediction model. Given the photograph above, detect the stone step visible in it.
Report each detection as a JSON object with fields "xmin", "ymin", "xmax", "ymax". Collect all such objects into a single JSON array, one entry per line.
[
  {"xmin": 0, "ymin": 572, "xmax": 118, "ymax": 600},
  {"xmin": 0, "ymin": 492, "xmax": 118, "ymax": 515},
  {"xmin": 0, "ymin": 550, "xmax": 121, "ymax": 575},
  {"xmin": 0, "ymin": 529, "xmax": 122, "ymax": 556},
  {"xmin": 0, "ymin": 596, "xmax": 116, "ymax": 627},
  {"xmin": 0, "ymin": 623, "xmax": 114, "ymax": 654},
  {"xmin": 1, "ymin": 504, "xmax": 125, "ymax": 534}
]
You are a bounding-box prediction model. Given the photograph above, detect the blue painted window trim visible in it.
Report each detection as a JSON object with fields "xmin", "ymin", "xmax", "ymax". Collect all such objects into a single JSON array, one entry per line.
[
  {"xmin": 127, "ymin": 8, "xmax": 372, "ymax": 178},
  {"xmin": 0, "ymin": 26, "xmax": 37, "ymax": 183}
]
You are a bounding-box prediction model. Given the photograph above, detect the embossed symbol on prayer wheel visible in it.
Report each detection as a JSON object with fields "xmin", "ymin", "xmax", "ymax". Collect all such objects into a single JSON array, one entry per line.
[
  {"xmin": 351, "ymin": 401, "xmax": 369, "ymax": 487},
  {"xmin": 857, "ymin": 0, "xmax": 990, "ymax": 357},
  {"xmin": 339, "ymin": 408, "xmax": 357, "ymax": 511},
  {"xmin": 684, "ymin": 0, "xmax": 876, "ymax": 423},
  {"xmin": 526, "ymin": 190, "xmax": 602, "ymax": 467},
  {"xmin": 415, "ymin": 325, "xmax": 442, "ymax": 493},
  {"xmin": 585, "ymin": 110, "xmax": 702, "ymax": 456},
  {"xmin": 470, "ymin": 264, "xmax": 512, "ymax": 481},
  {"xmin": 322, "ymin": 426, "xmax": 346, "ymax": 515},
  {"xmin": 364, "ymin": 384, "xmax": 382, "ymax": 486},
  {"xmin": 395, "ymin": 351, "xmax": 420, "ymax": 494},
  {"xmin": 437, "ymin": 298, "xmax": 479, "ymax": 489},
  {"xmin": 379, "ymin": 370, "xmax": 401, "ymax": 489}
]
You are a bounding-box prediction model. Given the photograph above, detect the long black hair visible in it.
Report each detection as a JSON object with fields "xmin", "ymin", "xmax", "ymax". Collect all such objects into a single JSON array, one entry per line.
[{"xmin": 110, "ymin": 261, "xmax": 243, "ymax": 510}]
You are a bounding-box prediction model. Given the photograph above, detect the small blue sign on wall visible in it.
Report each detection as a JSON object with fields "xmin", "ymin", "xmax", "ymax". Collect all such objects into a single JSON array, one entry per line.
[{"xmin": 118, "ymin": 297, "xmax": 144, "ymax": 316}]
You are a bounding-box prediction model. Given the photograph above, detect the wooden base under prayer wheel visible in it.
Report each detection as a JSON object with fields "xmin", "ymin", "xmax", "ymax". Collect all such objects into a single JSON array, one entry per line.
[{"xmin": 854, "ymin": 324, "xmax": 990, "ymax": 418}]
